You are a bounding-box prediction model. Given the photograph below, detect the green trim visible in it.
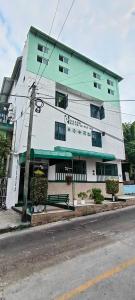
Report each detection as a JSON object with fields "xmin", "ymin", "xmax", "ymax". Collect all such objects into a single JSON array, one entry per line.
[
  {"xmin": 19, "ymin": 149, "xmax": 73, "ymax": 164},
  {"xmin": 54, "ymin": 146, "xmax": 116, "ymax": 161},
  {"xmin": 29, "ymin": 26, "xmax": 123, "ymax": 82},
  {"xmin": 0, "ymin": 122, "xmax": 13, "ymax": 132},
  {"xmin": 48, "ymin": 180, "xmax": 123, "ymax": 183}
]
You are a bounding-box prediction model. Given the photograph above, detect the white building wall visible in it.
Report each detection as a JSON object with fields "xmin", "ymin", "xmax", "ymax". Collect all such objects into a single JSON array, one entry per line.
[{"xmin": 6, "ymin": 49, "xmax": 125, "ymax": 207}]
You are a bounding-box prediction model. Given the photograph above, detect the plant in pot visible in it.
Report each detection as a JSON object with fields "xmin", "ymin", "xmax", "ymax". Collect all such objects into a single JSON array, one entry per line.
[
  {"xmin": 106, "ymin": 179, "xmax": 119, "ymax": 202},
  {"xmin": 91, "ymin": 188, "xmax": 104, "ymax": 204},
  {"xmin": 30, "ymin": 176, "xmax": 48, "ymax": 213},
  {"xmin": 65, "ymin": 175, "xmax": 72, "ymax": 185},
  {"xmin": 78, "ymin": 192, "xmax": 87, "ymax": 204}
]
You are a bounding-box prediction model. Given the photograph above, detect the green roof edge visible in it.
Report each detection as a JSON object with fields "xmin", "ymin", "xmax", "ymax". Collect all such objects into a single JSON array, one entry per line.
[{"xmin": 29, "ymin": 26, "xmax": 123, "ymax": 82}]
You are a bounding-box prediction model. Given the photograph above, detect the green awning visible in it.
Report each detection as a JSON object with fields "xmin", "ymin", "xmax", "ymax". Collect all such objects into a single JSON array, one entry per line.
[
  {"xmin": 54, "ymin": 146, "xmax": 116, "ymax": 161},
  {"xmin": 19, "ymin": 149, "xmax": 73, "ymax": 164}
]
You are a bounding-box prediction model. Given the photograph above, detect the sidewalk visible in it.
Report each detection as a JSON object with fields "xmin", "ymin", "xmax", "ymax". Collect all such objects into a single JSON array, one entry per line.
[{"xmin": 0, "ymin": 209, "xmax": 30, "ymax": 234}]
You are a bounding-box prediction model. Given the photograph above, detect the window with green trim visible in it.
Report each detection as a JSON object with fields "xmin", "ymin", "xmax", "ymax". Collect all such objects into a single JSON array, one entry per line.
[
  {"xmin": 90, "ymin": 104, "xmax": 105, "ymax": 120},
  {"xmin": 59, "ymin": 54, "xmax": 69, "ymax": 64},
  {"xmin": 59, "ymin": 65, "xmax": 69, "ymax": 74},
  {"xmin": 96, "ymin": 162, "xmax": 118, "ymax": 176},
  {"xmin": 92, "ymin": 131, "xmax": 102, "ymax": 147},
  {"xmin": 55, "ymin": 122, "xmax": 66, "ymax": 141},
  {"xmin": 55, "ymin": 160, "xmax": 87, "ymax": 181},
  {"xmin": 55, "ymin": 91, "xmax": 68, "ymax": 109}
]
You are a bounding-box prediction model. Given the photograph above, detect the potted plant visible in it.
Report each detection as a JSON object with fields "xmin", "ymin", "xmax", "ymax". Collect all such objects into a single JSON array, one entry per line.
[
  {"xmin": 30, "ymin": 176, "xmax": 48, "ymax": 213},
  {"xmin": 91, "ymin": 188, "xmax": 104, "ymax": 204},
  {"xmin": 78, "ymin": 192, "xmax": 87, "ymax": 204},
  {"xmin": 106, "ymin": 179, "xmax": 119, "ymax": 202},
  {"xmin": 65, "ymin": 175, "xmax": 72, "ymax": 185}
]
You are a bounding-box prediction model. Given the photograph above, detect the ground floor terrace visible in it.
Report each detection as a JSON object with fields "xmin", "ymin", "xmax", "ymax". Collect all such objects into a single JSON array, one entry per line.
[{"xmin": 6, "ymin": 147, "xmax": 123, "ymax": 209}]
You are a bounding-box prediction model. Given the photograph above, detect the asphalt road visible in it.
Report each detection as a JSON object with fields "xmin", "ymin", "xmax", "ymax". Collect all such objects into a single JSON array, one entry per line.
[{"xmin": 1, "ymin": 206, "xmax": 135, "ymax": 299}]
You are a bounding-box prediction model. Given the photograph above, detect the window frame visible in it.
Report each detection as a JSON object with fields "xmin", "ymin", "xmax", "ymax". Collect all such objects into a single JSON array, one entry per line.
[
  {"xmin": 38, "ymin": 44, "xmax": 49, "ymax": 53},
  {"xmin": 107, "ymin": 79, "xmax": 114, "ymax": 86},
  {"xmin": 55, "ymin": 121, "xmax": 66, "ymax": 141},
  {"xmin": 59, "ymin": 65, "xmax": 69, "ymax": 74},
  {"xmin": 59, "ymin": 54, "xmax": 69, "ymax": 64},
  {"xmin": 96, "ymin": 162, "xmax": 118, "ymax": 176},
  {"xmin": 55, "ymin": 91, "xmax": 68, "ymax": 109},
  {"xmin": 94, "ymin": 82, "xmax": 101, "ymax": 89},
  {"xmin": 108, "ymin": 88, "xmax": 114, "ymax": 95},
  {"xmin": 93, "ymin": 72, "xmax": 101, "ymax": 80},
  {"xmin": 55, "ymin": 159, "xmax": 87, "ymax": 181},
  {"xmin": 92, "ymin": 131, "xmax": 102, "ymax": 147}
]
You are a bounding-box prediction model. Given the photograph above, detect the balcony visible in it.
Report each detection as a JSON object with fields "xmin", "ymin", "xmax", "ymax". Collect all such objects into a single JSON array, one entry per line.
[{"xmin": 0, "ymin": 109, "xmax": 14, "ymax": 132}]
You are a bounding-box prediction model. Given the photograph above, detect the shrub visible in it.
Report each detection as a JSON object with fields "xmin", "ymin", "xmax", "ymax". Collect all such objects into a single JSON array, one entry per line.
[
  {"xmin": 30, "ymin": 177, "xmax": 48, "ymax": 206},
  {"xmin": 91, "ymin": 188, "xmax": 104, "ymax": 204},
  {"xmin": 78, "ymin": 192, "xmax": 87, "ymax": 200},
  {"xmin": 106, "ymin": 180, "xmax": 119, "ymax": 196}
]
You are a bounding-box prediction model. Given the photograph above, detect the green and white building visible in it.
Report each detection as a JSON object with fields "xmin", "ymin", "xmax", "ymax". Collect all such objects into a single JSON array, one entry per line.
[{"xmin": 1, "ymin": 26, "xmax": 125, "ymax": 208}]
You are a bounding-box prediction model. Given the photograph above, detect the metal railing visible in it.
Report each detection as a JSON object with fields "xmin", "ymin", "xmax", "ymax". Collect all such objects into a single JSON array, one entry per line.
[
  {"xmin": 97, "ymin": 175, "xmax": 119, "ymax": 182},
  {"xmin": 0, "ymin": 178, "xmax": 7, "ymax": 209}
]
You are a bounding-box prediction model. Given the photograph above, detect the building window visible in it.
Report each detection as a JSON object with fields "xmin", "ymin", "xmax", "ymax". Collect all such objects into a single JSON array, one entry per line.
[
  {"xmin": 59, "ymin": 54, "xmax": 69, "ymax": 64},
  {"xmin": 55, "ymin": 160, "xmax": 87, "ymax": 181},
  {"xmin": 55, "ymin": 122, "xmax": 66, "ymax": 141},
  {"xmin": 107, "ymin": 79, "xmax": 113, "ymax": 86},
  {"xmin": 38, "ymin": 44, "xmax": 49, "ymax": 53},
  {"xmin": 108, "ymin": 88, "xmax": 114, "ymax": 95},
  {"xmin": 55, "ymin": 91, "xmax": 68, "ymax": 109},
  {"xmin": 93, "ymin": 72, "xmax": 101, "ymax": 80},
  {"xmin": 94, "ymin": 82, "xmax": 101, "ymax": 89},
  {"xmin": 90, "ymin": 104, "xmax": 105, "ymax": 120},
  {"xmin": 96, "ymin": 162, "xmax": 118, "ymax": 176},
  {"xmin": 59, "ymin": 65, "xmax": 69, "ymax": 74},
  {"xmin": 37, "ymin": 56, "xmax": 48, "ymax": 65},
  {"xmin": 92, "ymin": 131, "xmax": 102, "ymax": 147}
]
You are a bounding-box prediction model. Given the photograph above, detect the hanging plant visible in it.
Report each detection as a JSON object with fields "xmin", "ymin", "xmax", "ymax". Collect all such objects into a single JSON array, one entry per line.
[{"xmin": 65, "ymin": 175, "xmax": 72, "ymax": 185}]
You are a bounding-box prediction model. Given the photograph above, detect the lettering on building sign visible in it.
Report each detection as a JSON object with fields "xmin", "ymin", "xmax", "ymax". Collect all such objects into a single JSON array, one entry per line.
[{"xmin": 65, "ymin": 115, "xmax": 91, "ymax": 136}]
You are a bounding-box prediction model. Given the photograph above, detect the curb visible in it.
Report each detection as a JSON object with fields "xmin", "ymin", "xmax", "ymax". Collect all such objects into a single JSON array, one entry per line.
[{"xmin": 0, "ymin": 223, "xmax": 30, "ymax": 235}]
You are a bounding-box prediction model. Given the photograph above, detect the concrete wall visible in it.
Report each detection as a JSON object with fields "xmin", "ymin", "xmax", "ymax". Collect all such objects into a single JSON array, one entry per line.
[{"xmin": 48, "ymin": 182, "xmax": 124, "ymax": 204}]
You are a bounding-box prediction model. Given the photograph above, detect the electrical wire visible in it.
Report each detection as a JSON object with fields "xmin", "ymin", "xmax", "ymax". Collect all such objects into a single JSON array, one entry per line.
[
  {"xmin": 0, "ymin": 93, "xmax": 30, "ymax": 99},
  {"xmin": 40, "ymin": 97, "xmax": 124, "ymax": 143},
  {"xmin": 35, "ymin": 0, "xmax": 60, "ymax": 82},
  {"xmin": 36, "ymin": 0, "xmax": 76, "ymax": 87}
]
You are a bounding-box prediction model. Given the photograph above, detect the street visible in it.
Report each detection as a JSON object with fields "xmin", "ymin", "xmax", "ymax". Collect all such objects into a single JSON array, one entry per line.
[{"xmin": 1, "ymin": 206, "xmax": 135, "ymax": 299}]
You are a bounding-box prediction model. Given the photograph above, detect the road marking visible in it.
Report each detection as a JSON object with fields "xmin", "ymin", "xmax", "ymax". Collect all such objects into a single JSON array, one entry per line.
[{"xmin": 56, "ymin": 257, "xmax": 135, "ymax": 300}]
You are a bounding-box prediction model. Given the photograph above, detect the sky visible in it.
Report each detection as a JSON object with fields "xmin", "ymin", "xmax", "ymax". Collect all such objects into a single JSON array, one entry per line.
[{"xmin": 0, "ymin": 0, "xmax": 135, "ymax": 122}]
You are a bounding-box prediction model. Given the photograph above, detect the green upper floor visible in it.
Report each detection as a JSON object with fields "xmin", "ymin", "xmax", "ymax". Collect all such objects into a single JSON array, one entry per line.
[{"xmin": 26, "ymin": 26, "xmax": 122, "ymax": 107}]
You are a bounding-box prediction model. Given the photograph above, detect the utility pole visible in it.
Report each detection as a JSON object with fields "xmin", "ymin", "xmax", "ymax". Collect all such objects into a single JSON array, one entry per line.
[{"xmin": 22, "ymin": 82, "xmax": 36, "ymax": 222}]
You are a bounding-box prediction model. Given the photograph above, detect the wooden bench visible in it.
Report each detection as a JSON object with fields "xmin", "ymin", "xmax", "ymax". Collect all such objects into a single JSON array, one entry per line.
[{"xmin": 45, "ymin": 194, "xmax": 69, "ymax": 208}]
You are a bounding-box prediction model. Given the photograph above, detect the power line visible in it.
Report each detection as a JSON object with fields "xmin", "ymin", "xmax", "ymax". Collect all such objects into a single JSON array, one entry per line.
[
  {"xmin": 37, "ymin": 95, "xmax": 135, "ymax": 119},
  {"xmin": 69, "ymin": 100, "xmax": 135, "ymax": 118},
  {"xmin": 0, "ymin": 93, "xmax": 30, "ymax": 99},
  {"xmin": 40, "ymin": 97, "xmax": 124, "ymax": 143},
  {"xmin": 35, "ymin": 0, "xmax": 60, "ymax": 82},
  {"xmin": 37, "ymin": 92, "xmax": 135, "ymax": 102},
  {"xmin": 36, "ymin": 0, "xmax": 76, "ymax": 87}
]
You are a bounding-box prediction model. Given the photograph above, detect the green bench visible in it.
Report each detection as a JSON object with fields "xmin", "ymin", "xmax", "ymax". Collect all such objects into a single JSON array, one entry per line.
[{"xmin": 45, "ymin": 194, "xmax": 69, "ymax": 208}]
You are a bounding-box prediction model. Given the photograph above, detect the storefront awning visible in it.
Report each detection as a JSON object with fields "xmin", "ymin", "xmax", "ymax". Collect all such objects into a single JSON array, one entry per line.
[
  {"xmin": 54, "ymin": 146, "xmax": 116, "ymax": 161},
  {"xmin": 19, "ymin": 149, "xmax": 73, "ymax": 164}
]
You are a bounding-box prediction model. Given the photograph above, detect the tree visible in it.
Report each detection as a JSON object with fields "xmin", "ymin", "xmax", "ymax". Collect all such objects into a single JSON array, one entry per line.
[
  {"xmin": 123, "ymin": 122, "xmax": 135, "ymax": 164},
  {"xmin": 0, "ymin": 134, "xmax": 10, "ymax": 177},
  {"xmin": 123, "ymin": 122, "xmax": 135, "ymax": 180}
]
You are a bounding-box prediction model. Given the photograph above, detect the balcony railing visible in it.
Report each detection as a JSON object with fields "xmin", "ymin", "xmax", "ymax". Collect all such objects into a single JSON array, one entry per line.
[
  {"xmin": 97, "ymin": 175, "xmax": 119, "ymax": 182},
  {"xmin": 0, "ymin": 113, "xmax": 13, "ymax": 131}
]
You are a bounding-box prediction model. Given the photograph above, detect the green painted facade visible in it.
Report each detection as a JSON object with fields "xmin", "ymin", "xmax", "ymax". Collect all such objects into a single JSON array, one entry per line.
[{"xmin": 26, "ymin": 27, "xmax": 122, "ymax": 107}]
